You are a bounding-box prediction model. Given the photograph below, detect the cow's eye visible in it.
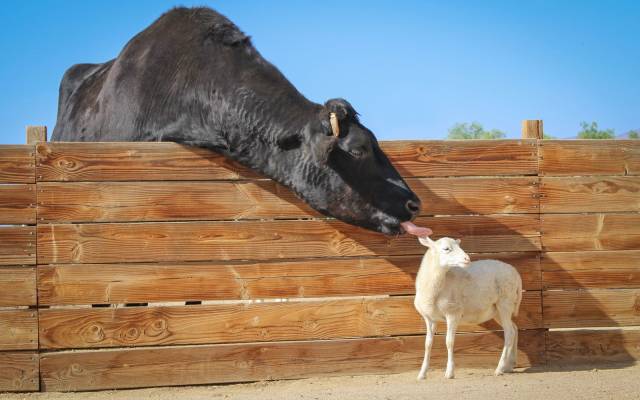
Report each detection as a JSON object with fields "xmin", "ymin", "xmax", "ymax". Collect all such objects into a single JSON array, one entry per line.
[{"xmin": 348, "ymin": 149, "xmax": 364, "ymax": 158}]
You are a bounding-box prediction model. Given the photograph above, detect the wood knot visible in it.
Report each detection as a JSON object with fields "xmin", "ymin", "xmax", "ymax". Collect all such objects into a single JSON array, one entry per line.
[
  {"xmin": 80, "ymin": 324, "xmax": 105, "ymax": 343},
  {"xmin": 120, "ymin": 326, "xmax": 141, "ymax": 342},
  {"xmin": 69, "ymin": 363, "xmax": 85, "ymax": 376},
  {"xmin": 144, "ymin": 318, "xmax": 169, "ymax": 337},
  {"xmin": 302, "ymin": 319, "xmax": 319, "ymax": 331},
  {"xmin": 57, "ymin": 158, "xmax": 79, "ymax": 171}
]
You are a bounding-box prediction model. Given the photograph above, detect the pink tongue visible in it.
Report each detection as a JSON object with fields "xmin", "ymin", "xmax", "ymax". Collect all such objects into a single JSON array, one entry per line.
[{"xmin": 400, "ymin": 221, "xmax": 433, "ymax": 237}]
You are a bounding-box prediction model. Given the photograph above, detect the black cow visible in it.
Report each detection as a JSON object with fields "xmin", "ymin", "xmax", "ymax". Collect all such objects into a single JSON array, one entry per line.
[{"xmin": 53, "ymin": 6, "xmax": 424, "ymax": 235}]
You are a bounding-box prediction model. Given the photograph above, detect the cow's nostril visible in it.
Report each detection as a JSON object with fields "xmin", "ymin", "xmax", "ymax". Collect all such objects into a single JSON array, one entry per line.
[{"xmin": 405, "ymin": 199, "xmax": 421, "ymax": 215}]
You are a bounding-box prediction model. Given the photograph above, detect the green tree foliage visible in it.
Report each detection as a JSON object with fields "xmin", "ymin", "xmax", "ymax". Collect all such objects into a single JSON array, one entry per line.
[
  {"xmin": 447, "ymin": 122, "xmax": 506, "ymax": 140},
  {"xmin": 628, "ymin": 130, "xmax": 639, "ymax": 139},
  {"xmin": 543, "ymin": 133, "xmax": 556, "ymax": 139},
  {"xmin": 577, "ymin": 121, "xmax": 615, "ymax": 139}
]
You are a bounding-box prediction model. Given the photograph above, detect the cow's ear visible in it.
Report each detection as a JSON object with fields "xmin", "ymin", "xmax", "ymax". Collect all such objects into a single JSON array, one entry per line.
[{"xmin": 302, "ymin": 122, "xmax": 338, "ymax": 162}]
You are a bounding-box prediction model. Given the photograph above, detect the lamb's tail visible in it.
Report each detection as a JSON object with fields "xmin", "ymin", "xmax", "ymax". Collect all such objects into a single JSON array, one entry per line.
[{"xmin": 512, "ymin": 275, "xmax": 523, "ymax": 318}]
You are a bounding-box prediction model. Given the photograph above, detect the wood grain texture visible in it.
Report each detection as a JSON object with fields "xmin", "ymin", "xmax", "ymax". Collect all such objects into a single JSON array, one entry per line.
[
  {"xmin": 37, "ymin": 257, "xmax": 419, "ymax": 305},
  {"xmin": 0, "ymin": 309, "xmax": 38, "ymax": 350},
  {"xmin": 380, "ymin": 140, "xmax": 538, "ymax": 177},
  {"xmin": 540, "ymin": 140, "xmax": 640, "ymax": 176},
  {"xmin": 0, "ymin": 266, "xmax": 36, "ymax": 306},
  {"xmin": 541, "ymin": 213, "xmax": 640, "ymax": 251},
  {"xmin": 413, "ymin": 177, "xmax": 539, "ymax": 215},
  {"xmin": 542, "ymin": 250, "xmax": 640, "ymax": 289},
  {"xmin": 540, "ymin": 177, "xmax": 640, "ymax": 213},
  {"xmin": 38, "ymin": 292, "xmax": 541, "ymax": 349},
  {"xmin": 0, "ymin": 145, "xmax": 34, "ymax": 183},
  {"xmin": 543, "ymin": 289, "xmax": 640, "ymax": 328},
  {"xmin": 39, "ymin": 330, "xmax": 545, "ymax": 391},
  {"xmin": 36, "ymin": 142, "xmax": 259, "ymax": 182},
  {"xmin": 0, "ymin": 184, "xmax": 35, "ymax": 224},
  {"xmin": 36, "ymin": 140, "xmax": 539, "ymax": 182},
  {"xmin": 37, "ymin": 180, "xmax": 318, "ymax": 222},
  {"xmin": 36, "ymin": 177, "xmax": 539, "ymax": 223},
  {"xmin": 26, "ymin": 126, "xmax": 47, "ymax": 144},
  {"xmin": 37, "ymin": 215, "xmax": 540, "ymax": 264},
  {"xmin": 521, "ymin": 120, "xmax": 543, "ymax": 140},
  {"xmin": 0, "ymin": 226, "xmax": 35, "ymax": 266},
  {"xmin": 546, "ymin": 329, "xmax": 640, "ymax": 364},
  {"xmin": 38, "ymin": 253, "xmax": 540, "ymax": 305},
  {"xmin": 0, "ymin": 352, "xmax": 39, "ymax": 392}
]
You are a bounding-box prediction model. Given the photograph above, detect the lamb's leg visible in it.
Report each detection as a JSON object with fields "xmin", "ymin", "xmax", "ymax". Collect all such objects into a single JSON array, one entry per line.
[
  {"xmin": 495, "ymin": 306, "xmax": 516, "ymax": 375},
  {"xmin": 417, "ymin": 317, "xmax": 436, "ymax": 380},
  {"xmin": 444, "ymin": 315, "xmax": 458, "ymax": 379},
  {"xmin": 509, "ymin": 321, "xmax": 519, "ymax": 369}
]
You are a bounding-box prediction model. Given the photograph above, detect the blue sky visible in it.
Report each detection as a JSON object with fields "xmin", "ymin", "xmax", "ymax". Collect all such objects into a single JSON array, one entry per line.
[{"xmin": 0, "ymin": 0, "xmax": 638, "ymax": 144}]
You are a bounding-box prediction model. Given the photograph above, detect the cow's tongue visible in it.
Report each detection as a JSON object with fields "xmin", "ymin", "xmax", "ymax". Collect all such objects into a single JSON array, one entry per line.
[{"xmin": 400, "ymin": 221, "xmax": 433, "ymax": 237}]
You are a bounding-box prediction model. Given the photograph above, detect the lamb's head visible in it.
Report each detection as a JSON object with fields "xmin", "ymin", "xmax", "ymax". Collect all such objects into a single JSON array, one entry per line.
[{"xmin": 419, "ymin": 236, "xmax": 470, "ymax": 268}]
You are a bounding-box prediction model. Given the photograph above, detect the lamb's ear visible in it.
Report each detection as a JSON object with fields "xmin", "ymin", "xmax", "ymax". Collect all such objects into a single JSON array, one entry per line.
[
  {"xmin": 455, "ymin": 239, "xmax": 461, "ymax": 244},
  {"xmin": 418, "ymin": 236, "xmax": 435, "ymax": 248}
]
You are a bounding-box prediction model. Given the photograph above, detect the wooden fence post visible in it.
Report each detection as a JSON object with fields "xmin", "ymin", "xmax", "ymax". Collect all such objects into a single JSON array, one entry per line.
[
  {"xmin": 522, "ymin": 120, "xmax": 543, "ymax": 139},
  {"xmin": 26, "ymin": 126, "xmax": 47, "ymax": 144}
]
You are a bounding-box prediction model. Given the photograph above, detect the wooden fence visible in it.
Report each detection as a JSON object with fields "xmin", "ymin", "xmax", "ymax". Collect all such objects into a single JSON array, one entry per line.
[{"xmin": 0, "ymin": 122, "xmax": 639, "ymax": 392}]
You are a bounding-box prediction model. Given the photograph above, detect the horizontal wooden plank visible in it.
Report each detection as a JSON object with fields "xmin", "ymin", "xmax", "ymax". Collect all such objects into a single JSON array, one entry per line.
[
  {"xmin": 0, "ymin": 145, "xmax": 34, "ymax": 183},
  {"xmin": 0, "ymin": 226, "xmax": 35, "ymax": 266},
  {"xmin": 0, "ymin": 352, "xmax": 39, "ymax": 392},
  {"xmin": 36, "ymin": 140, "xmax": 539, "ymax": 182},
  {"xmin": 381, "ymin": 140, "xmax": 539, "ymax": 177},
  {"xmin": 540, "ymin": 140, "xmax": 640, "ymax": 176},
  {"xmin": 36, "ymin": 177, "xmax": 539, "ymax": 223},
  {"xmin": 0, "ymin": 309, "xmax": 38, "ymax": 350},
  {"xmin": 541, "ymin": 213, "xmax": 640, "ymax": 251},
  {"xmin": 37, "ymin": 180, "xmax": 317, "ymax": 222},
  {"xmin": 39, "ymin": 329, "xmax": 545, "ymax": 391},
  {"xmin": 37, "ymin": 257, "xmax": 418, "ymax": 305},
  {"xmin": 0, "ymin": 266, "xmax": 36, "ymax": 306},
  {"xmin": 38, "ymin": 292, "xmax": 541, "ymax": 349},
  {"xmin": 37, "ymin": 215, "xmax": 540, "ymax": 264},
  {"xmin": 540, "ymin": 177, "xmax": 640, "ymax": 213},
  {"xmin": 543, "ymin": 289, "xmax": 640, "ymax": 328},
  {"xmin": 38, "ymin": 252, "xmax": 540, "ymax": 305},
  {"xmin": 546, "ymin": 329, "xmax": 640, "ymax": 364},
  {"xmin": 0, "ymin": 184, "xmax": 35, "ymax": 224},
  {"xmin": 36, "ymin": 142, "xmax": 259, "ymax": 182},
  {"xmin": 414, "ymin": 177, "xmax": 539, "ymax": 215},
  {"xmin": 542, "ymin": 250, "xmax": 640, "ymax": 289}
]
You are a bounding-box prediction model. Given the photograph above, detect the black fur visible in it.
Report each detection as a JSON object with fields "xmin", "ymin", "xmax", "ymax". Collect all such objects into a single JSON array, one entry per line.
[{"xmin": 52, "ymin": 6, "xmax": 421, "ymax": 234}]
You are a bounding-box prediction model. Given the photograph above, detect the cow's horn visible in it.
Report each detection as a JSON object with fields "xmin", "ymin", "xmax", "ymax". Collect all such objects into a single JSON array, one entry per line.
[{"xmin": 329, "ymin": 112, "xmax": 340, "ymax": 137}]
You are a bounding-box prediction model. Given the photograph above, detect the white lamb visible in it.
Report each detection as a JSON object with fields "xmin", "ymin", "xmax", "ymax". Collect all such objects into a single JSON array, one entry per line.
[{"xmin": 413, "ymin": 236, "xmax": 522, "ymax": 380}]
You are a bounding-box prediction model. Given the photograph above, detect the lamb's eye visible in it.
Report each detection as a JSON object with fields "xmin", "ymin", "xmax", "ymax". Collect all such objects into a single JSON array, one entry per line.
[{"xmin": 443, "ymin": 247, "xmax": 451, "ymax": 252}]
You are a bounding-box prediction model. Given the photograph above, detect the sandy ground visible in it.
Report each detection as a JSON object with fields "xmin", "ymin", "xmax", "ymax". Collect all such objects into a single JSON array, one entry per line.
[{"xmin": 2, "ymin": 363, "xmax": 638, "ymax": 400}]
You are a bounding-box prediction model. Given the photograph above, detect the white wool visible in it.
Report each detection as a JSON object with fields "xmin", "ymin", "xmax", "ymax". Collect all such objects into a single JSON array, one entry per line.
[{"xmin": 413, "ymin": 236, "xmax": 522, "ymax": 380}]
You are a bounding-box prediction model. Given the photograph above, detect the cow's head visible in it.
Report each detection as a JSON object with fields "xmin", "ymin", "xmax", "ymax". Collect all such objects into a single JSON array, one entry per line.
[{"xmin": 281, "ymin": 98, "xmax": 421, "ymax": 235}]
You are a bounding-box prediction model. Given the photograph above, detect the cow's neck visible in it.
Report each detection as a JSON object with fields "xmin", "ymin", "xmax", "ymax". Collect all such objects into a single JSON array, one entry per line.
[{"xmin": 211, "ymin": 90, "xmax": 319, "ymax": 185}]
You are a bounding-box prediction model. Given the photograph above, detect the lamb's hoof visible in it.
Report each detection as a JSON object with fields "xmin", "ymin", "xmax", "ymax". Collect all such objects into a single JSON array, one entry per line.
[
  {"xmin": 444, "ymin": 370, "xmax": 455, "ymax": 379},
  {"xmin": 496, "ymin": 365, "xmax": 514, "ymax": 375},
  {"xmin": 417, "ymin": 374, "xmax": 426, "ymax": 381}
]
